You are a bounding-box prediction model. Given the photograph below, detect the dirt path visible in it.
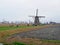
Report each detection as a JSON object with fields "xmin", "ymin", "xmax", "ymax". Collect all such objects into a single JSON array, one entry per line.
[{"xmin": 9, "ymin": 24, "xmax": 60, "ymax": 40}]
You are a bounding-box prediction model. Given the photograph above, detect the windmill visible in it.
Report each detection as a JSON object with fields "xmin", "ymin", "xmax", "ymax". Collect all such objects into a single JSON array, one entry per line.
[{"xmin": 29, "ymin": 9, "xmax": 45, "ymax": 26}]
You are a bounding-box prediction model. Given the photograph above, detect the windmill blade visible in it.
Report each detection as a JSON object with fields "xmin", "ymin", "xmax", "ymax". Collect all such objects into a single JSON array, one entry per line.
[
  {"xmin": 36, "ymin": 9, "xmax": 38, "ymax": 16},
  {"xmin": 38, "ymin": 16, "xmax": 45, "ymax": 18},
  {"xmin": 29, "ymin": 16, "xmax": 35, "ymax": 17}
]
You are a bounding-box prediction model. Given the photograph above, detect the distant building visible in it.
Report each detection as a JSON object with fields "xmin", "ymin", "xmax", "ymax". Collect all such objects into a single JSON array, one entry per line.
[{"xmin": 49, "ymin": 22, "xmax": 56, "ymax": 24}]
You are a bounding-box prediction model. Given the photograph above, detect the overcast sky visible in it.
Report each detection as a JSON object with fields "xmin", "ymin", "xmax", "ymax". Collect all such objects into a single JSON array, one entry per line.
[{"xmin": 0, "ymin": 0, "xmax": 60, "ymax": 23}]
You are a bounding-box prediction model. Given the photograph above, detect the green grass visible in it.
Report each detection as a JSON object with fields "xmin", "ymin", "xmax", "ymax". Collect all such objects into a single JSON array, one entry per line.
[
  {"xmin": 4, "ymin": 42, "xmax": 26, "ymax": 45},
  {"xmin": 0, "ymin": 25, "xmax": 35, "ymax": 31},
  {"xmin": 41, "ymin": 39, "xmax": 60, "ymax": 43},
  {"xmin": 13, "ymin": 42, "xmax": 26, "ymax": 45},
  {"xmin": 0, "ymin": 24, "xmax": 46, "ymax": 31},
  {"xmin": 0, "ymin": 26, "xmax": 18, "ymax": 30}
]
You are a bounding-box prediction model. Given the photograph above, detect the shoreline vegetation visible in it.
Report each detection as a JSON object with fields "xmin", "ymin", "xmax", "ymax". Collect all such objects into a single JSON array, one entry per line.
[{"xmin": 0, "ymin": 24, "xmax": 60, "ymax": 45}]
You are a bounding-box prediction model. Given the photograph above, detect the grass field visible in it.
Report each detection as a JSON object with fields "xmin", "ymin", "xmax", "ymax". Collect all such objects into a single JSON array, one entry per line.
[
  {"xmin": 0, "ymin": 25, "xmax": 33, "ymax": 30},
  {"xmin": 0, "ymin": 24, "xmax": 46, "ymax": 30},
  {"xmin": 0, "ymin": 24, "xmax": 60, "ymax": 45}
]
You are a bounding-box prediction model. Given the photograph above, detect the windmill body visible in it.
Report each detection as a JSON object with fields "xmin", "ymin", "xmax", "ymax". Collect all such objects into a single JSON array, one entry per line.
[
  {"xmin": 29, "ymin": 9, "xmax": 45, "ymax": 26},
  {"xmin": 34, "ymin": 16, "xmax": 40, "ymax": 25}
]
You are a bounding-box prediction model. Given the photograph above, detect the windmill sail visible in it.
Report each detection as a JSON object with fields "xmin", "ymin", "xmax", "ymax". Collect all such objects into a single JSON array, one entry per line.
[
  {"xmin": 36, "ymin": 9, "xmax": 38, "ymax": 16},
  {"xmin": 38, "ymin": 16, "xmax": 45, "ymax": 18}
]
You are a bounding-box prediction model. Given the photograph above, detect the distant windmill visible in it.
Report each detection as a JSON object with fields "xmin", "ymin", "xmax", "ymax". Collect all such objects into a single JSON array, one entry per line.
[{"xmin": 29, "ymin": 9, "xmax": 45, "ymax": 26}]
